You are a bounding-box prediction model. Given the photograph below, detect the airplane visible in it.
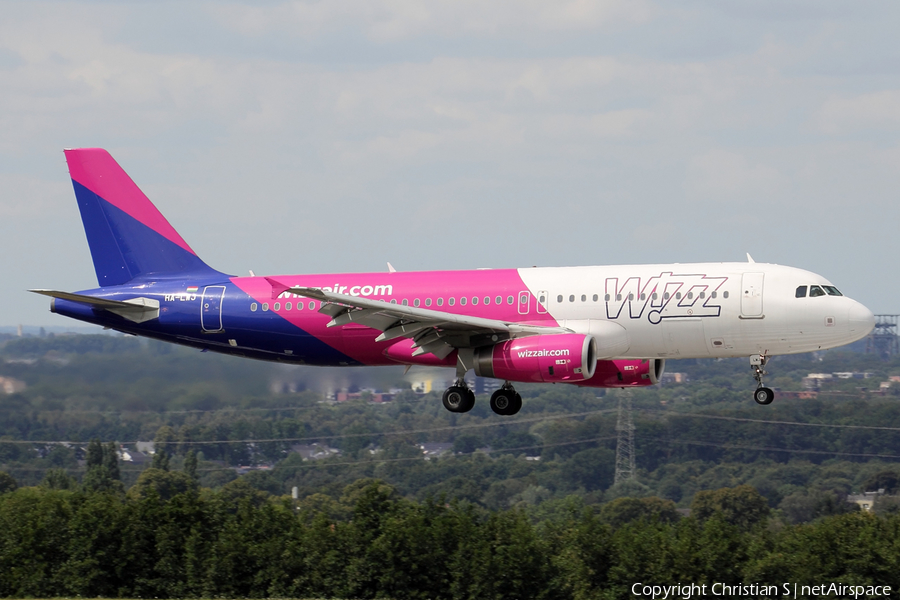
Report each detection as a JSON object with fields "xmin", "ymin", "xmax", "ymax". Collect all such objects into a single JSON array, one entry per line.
[{"xmin": 31, "ymin": 148, "xmax": 876, "ymax": 414}]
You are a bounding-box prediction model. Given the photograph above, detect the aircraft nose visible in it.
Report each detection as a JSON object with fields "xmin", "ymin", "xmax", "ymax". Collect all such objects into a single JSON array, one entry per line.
[{"xmin": 848, "ymin": 301, "xmax": 875, "ymax": 336}]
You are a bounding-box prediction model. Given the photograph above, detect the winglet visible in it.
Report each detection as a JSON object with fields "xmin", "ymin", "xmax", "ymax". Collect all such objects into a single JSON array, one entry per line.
[
  {"xmin": 387, "ymin": 262, "xmax": 397, "ymax": 273},
  {"xmin": 265, "ymin": 277, "xmax": 290, "ymax": 299},
  {"xmin": 746, "ymin": 253, "xmax": 755, "ymax": 263}
]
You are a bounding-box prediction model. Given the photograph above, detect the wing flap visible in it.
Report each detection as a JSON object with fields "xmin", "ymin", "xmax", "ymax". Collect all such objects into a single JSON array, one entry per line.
[{"xmin": 286, "ymin": 284, "xmax": 570, "ymax": 359}]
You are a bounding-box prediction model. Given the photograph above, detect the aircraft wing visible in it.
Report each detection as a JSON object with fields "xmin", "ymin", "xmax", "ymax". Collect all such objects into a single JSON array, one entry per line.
[{"xmin": 288, "ymin": 286, "xmax": 570, "ymax": 359}]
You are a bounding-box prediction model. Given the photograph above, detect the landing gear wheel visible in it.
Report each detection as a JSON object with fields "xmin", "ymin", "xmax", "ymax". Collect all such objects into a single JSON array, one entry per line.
[
  {"xmin": 750, "ymin": 354, "xmax": 774, "ymax": 405},
  {"xmin": 489, "ymin": 383, "xmax": 522, "ymax": 415},
  {"xmin": 508, "ymin": 393, "xmax": 522, "ymax": 415},
  {"xmin": 442, "ymin": 385, "xmax": 475, "ymax": 413},
  {"xmin": 754, "ymin": 387, "xmax": 775, "ymax": 405}
]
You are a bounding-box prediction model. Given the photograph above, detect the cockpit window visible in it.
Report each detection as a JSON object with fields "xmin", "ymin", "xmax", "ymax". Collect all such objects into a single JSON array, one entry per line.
[
  {"xmin": 809, "ymin": 285, "xmax": 826, "ymax": 298},
  {"xmin": 823, "ymin": 285, "xmax": 843, "ymax": 296},
  {"xmin": 795, "ymin": 286, "xmax": 807, "ymax": 298}
]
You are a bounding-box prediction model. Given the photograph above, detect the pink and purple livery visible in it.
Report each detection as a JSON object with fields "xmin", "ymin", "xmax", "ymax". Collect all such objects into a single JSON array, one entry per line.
[{"xmin": 32, "ymin": 149, "xmax": 875, "ymax": 413}]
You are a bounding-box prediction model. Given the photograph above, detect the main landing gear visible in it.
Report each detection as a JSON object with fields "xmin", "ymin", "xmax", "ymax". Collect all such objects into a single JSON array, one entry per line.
[
  {"xmin": 441, "ymin": 379, "xmax": 522, "ymax": 415},
  {"xmin": 442, "ymin": 378, "xmax": 476, "ymax": 413},
  {"xmin": 751, "ymin": 354, "xmax": 775, "ymax": 405},
  {"xmin": 490, "ymin": 382, "xmax": 522, "ymax": 416}
]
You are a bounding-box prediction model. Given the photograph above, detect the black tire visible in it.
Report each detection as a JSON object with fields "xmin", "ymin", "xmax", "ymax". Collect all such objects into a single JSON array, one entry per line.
[
  {"xmin": 507, "ymin": 393, "xmax": 523, "ymax": 415},
  {"xmin": 443, "ymin": 386, "xmax": 475, "ymax": 413},
  {"xmin": 753, "ymin": 387, "xmax": 775, "ymax": 405},
  {"xmin": 460, "ymin": 388, "xmax": 476, "ymax": 413},
  {"xmin": 490, "ymin": 389, "xmax": 512, "ymax": 415},
  {"xmin": 442, "ymin": 387, "xmax": 467, "ymax": 412}
]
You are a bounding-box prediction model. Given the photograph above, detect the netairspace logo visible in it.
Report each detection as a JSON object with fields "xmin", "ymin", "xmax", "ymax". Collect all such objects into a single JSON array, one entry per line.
[
  {"xmin": 631, "ymin": 582, "xmax": 892, "ymax": 599},
  {"xmin": 517, "ymin": 349, "xmax": 570, "ymax": 358}
]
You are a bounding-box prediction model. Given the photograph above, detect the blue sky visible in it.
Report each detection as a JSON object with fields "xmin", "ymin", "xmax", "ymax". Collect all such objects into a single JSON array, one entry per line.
[{"xmin": 2, "ymin": 0, "xmax": 898, "ymax": 326}]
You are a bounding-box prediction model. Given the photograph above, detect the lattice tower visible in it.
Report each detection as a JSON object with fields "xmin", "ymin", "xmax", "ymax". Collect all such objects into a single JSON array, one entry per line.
[
  {"xmin": 614, "ymin": 391, "xmax": 636, "ymax": 484},
  {"xmin": 866, "ymin": 315, "xmax": 899, "ymax": 360}
]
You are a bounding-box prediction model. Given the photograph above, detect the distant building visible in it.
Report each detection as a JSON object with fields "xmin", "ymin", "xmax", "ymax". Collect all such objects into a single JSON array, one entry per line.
[
  {"xmin": 418, "ymin": 443, "xmax": 454, "ymax": 459},
  {"xmin": 0, "ymin": 376, "xmax": 25, "ymax": 394},
  {"xmin": 660, "ymin": 372, "xmax": 689, "ymax": 385},
  {"xmin": 335, "ymin": 391, "xmax": 395, "ymax": 403},
  {"xmin": 290, "ymin": 443, "xmax": 341, "ymax": 460},
  {"xmin": 774, "ymin": 390, "xmax": 818, "ymax": 400},
  {"xmin": 847, "ymin": 489, "xmax": 886, "ymax": 512}
]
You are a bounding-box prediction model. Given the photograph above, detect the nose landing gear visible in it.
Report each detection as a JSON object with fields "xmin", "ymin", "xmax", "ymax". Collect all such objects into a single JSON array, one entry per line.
[
  {"xmin": 489, "ymin": 382, "xmax": 522, "ymax": 416},
  {"xmin": 751, "ymin": 354, "xmax": 775, "ymax": 405}
]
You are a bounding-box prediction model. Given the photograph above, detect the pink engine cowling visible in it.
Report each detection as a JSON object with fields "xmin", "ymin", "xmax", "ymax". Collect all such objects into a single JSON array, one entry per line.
[
  {"xmin": 473, "ymin": 333, "xmax": 597, "ymax": 383},
  {"xmin": 575, "ymin": 358, "xmax": 666, "ymax": 388}
]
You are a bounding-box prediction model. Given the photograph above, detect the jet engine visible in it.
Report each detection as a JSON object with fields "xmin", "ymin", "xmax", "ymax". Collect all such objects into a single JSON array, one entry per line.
[
  {"xmin": 576, "ymin": 358, "xmax": 665, "ymax": 388},
  {"xmin": 473, "ymin": 333, "xmax": 597, "ymax": 383}
]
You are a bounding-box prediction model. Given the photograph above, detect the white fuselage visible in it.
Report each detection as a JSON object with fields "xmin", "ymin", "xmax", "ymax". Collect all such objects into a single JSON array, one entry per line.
[{"xmin": 518, "ymin": 262, "xmax": 874, "ymax": 359}]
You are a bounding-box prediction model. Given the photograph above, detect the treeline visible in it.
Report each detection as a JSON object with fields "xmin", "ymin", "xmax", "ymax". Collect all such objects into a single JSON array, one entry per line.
[{"xmin": 0, "ymin": 479, "xmax": 896, "ymax": 599}]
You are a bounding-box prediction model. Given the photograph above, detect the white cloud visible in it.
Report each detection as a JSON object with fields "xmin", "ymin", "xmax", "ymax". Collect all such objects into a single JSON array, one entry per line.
[
  {"xmin": 815, "ymin": 90, "xmax": 900, "ymax": 134},
  {"xmin": 212, "ymin": 0, "xmax": 657, "ymax": 42}
]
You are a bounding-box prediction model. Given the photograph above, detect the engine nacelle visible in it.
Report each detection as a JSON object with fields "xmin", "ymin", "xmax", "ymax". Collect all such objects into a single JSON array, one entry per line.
[
  {"xmin": 473, "ymin": 333, "xmax": 597, "ymax": 383},
  {"xmin": 576, "ymin": 358, "xmax": 666, "ymax": 388}
]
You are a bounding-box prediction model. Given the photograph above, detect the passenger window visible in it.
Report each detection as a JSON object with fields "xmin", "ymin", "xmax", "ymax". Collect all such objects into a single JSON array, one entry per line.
[
  {"xmin": 675, "ymin": 293, "xmax": 681, "ymax": 300},
  {"xmin": 723, "ymin": 292, "xmax": 729, "ymax": 299},
  {"xmin": 557, "ymin": 295, "xmax": 563, "ymax": 303},
  {"xmin": 274, "ymin": 302, "xmax": 281, "ymax": 311},
  {"xmin": 569, "ymin": 295, "xmax": 575, "ymax": 302},
  {"xmin": 425, "ymin": 298, "xmax": 432, "ymax": 307},
  {"xmin": 471, "ymin": 297, "xmax": 478, "ymax": 305},
  {"xmin": 640, "ymin": 293, "xmax": 646, "ymax": 301},
  {"xmin": 823, "ymin": 286, "xmax": 843, "ymax": 296},
  {"xmin": 652, "ymin": 293, "xmax": 658, "ymax": 300},
  {"xmin": 616, "ymin": 294, "xmax": 622, "ymax": 301},
  {"xmin": 402, "ymin": 299, "xmax": 408, "ymax": 306},
  {"xmin": 795, "ymin": 286, "xmax": 807, "ymax": 298},
  {"xmin": 628, "ymin": 293, "xmax": 634, "ymax": 301},
  {"xmin": 711, "ymin": 292, "xmax": 717, "ymax": 299},
  {"xmin": 581, "ymin": 294, "xmax": 586, "ymax": 302},
  {"xmin": 390, "ymin": 299, "xmax": 397, "ymax": 304},
  {"xmin": 809, "ymin": 286, "xmax": 826, "ymax": 297},
  {"xmin": 262, "ymin": 303, "xmax": 269, "ymax": 311},
  {"xmin": 460, "ymin": 297, "xmax": 467, "ymax": 306},
  {"xmin": 605, "ymin": 294, "xmax": 610, "ymax": 301},
  {"xmin": 437, "ymin": 298, "xmax": 444, "ymax": 306},
  {"xmin": 687, "ymin": 292, "xmax": 693, "ymax": 300},
  {"xmin": 297, "ymin": 302, "xmax": 303, "ymax": 310},
  {"xmin": 496, "ymin": 296, "xmax": 502, "ymax": 304},
  {"xmin": 664, "ymin": 292, "xmax": 670, "ymax": 300},
  {"xmin": 286, "ymin": 302, "xmax": 292, "ymax": 310},
  {"xmin": 699, "ymin": 292, "xmax": 705, "ymax": 299},
  {"xmin": 449, "ymin": 297, "xmax": 455, "ymax": 306},
  {"xmin": 309, "ymin": 301, "xmax": 316, "ymax": 309},
  {"xmin": 484, "ymin": 296, "xmax": 490, "ymax": 305},
  {"xmin": 507, "ymin": 296, "xmax": 514, "ymax": 305},
  {"xmin": 414, "ymin": 299, "xmax": 420, "ymax": 307},
  {"xmin": 593, "ymin": 294, "xmax": 598, "ymax": 302},
  {"xmin": 250, "ymin": 303, "xmax": 258, "ymax": 312}
]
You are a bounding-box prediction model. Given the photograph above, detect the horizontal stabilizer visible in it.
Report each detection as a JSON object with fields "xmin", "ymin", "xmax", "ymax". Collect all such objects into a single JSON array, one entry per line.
[{"xmin": 30, "ymin": 289, "xmax": 160, "ymax": 323}]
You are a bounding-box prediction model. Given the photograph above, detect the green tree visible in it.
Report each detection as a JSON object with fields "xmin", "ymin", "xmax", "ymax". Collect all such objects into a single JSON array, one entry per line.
[
  {"xmin": 85, "ymin": 439, "xmax": 103, "ymax": 468},
  {"xmin": 103, "ymin": 441, "xmax": 120, "ymax": 481},
  {"xmin": 81, "ymin": 442, "xmax": 122, "ymax": 494},
  {"xmin": 862, "ymin": 470, "xmax": 899, "ymax": 493},
  {"xmin": 151, "ymin": 450, "xmax": 170, "ymax": 471},
  {"xmin": 127, "ymin": 468, "xmax": 196, "ymax": 501},
  {"xmin": 599, "ymin": 496, "xmax": 680, "ymax": 528},
  {"xmin": 0, "ymin": 472, "xmax": 17, "ymax": 494},
  {"xmin": 691, "ymin": 485, "xmax": 770, "ymax": 531},
  {"xmin": 41, "ymin": 468, "xmax": 76, "ymax": 490},
  {"xmin": 183, "ymin": 449, "xmax": 198, "ymax": 480}
]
